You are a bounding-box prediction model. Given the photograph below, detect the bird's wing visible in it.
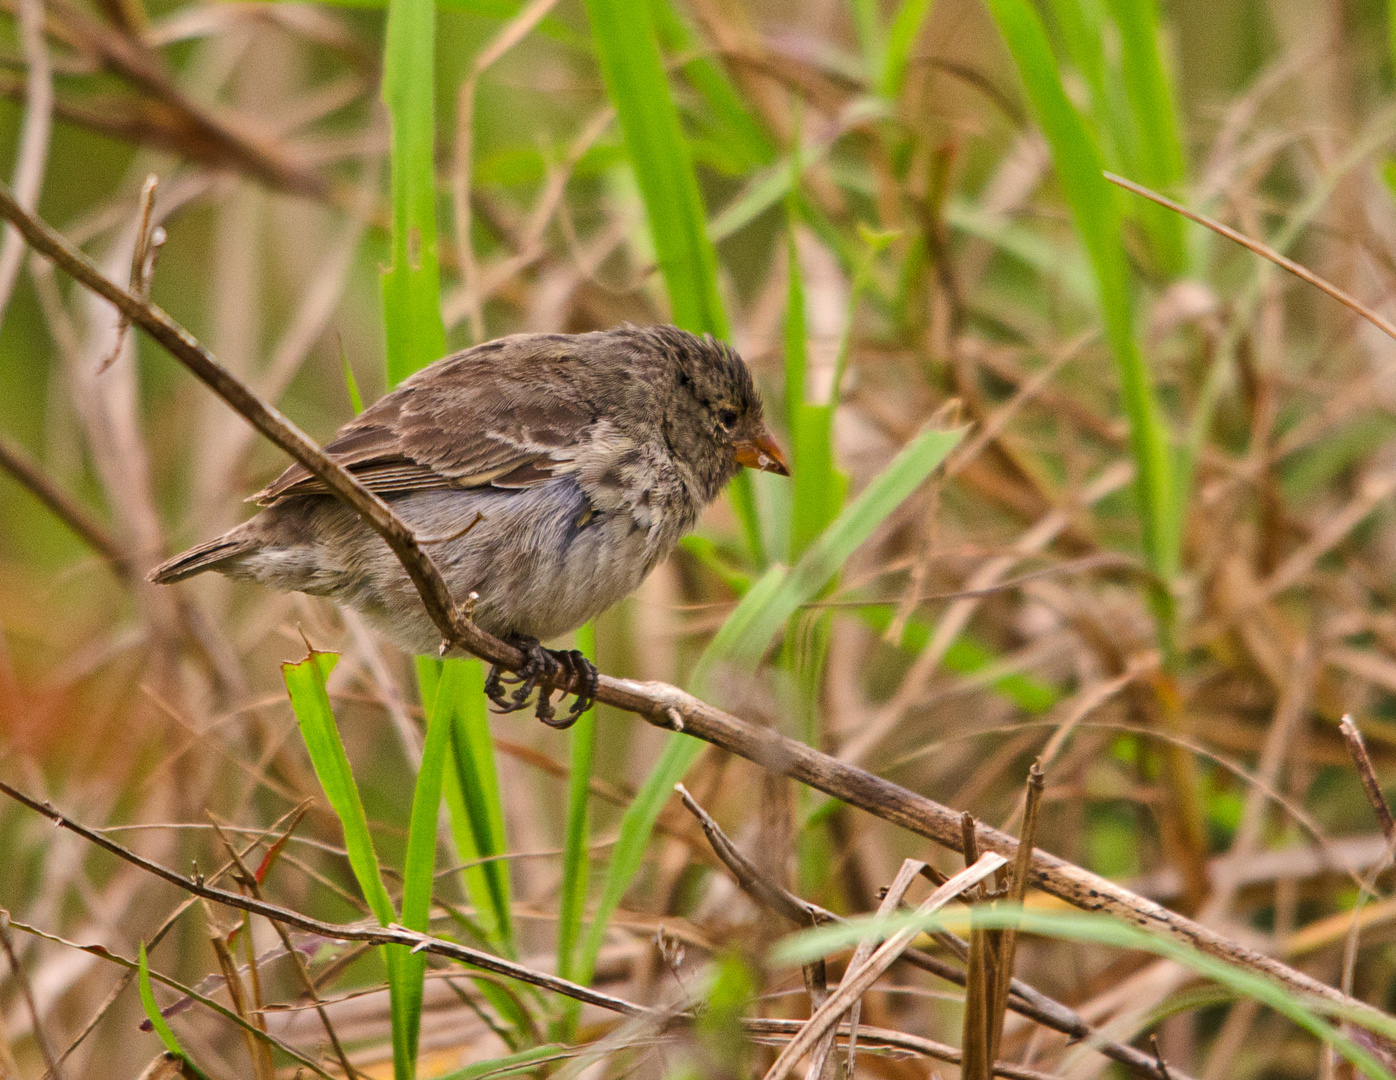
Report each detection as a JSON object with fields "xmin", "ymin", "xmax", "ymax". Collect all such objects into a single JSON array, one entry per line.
[{"xmin": 251, "ymin": 339, "xmax": 597, "ymax": 504}]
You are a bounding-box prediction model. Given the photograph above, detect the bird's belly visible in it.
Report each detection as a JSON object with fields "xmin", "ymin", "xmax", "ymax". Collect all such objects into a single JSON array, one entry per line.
[{"xmin": 351, "ymin": 480, "xmax": 665, "ymax": 651}]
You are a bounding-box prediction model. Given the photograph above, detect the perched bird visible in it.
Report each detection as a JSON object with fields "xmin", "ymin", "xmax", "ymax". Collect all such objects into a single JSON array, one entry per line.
[{"xmin": 150, "ymin": 324, "xmax": 789, "ymax": 726}]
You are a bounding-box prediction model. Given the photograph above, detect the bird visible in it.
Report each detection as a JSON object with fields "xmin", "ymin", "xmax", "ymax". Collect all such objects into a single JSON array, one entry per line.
[{"xmin": 150, "ymin": 324, "xmax": 789, "ymax": 727}]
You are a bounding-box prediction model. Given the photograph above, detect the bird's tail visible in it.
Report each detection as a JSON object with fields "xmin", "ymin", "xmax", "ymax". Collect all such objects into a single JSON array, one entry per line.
[{"xmin": 148, "ymin": 532, "xmax": 251, "ymax": 584}]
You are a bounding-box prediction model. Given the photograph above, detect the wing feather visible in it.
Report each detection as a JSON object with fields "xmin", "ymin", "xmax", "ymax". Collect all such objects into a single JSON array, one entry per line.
[{"xmin": 251, "ymin": 335, "xmax": 600, "ymax": 505}]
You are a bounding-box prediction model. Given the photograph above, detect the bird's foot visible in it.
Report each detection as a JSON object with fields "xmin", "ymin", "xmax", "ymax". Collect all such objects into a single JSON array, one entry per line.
[{"xmin": 485, "ymin": 637, "xmax": 598, "ymax": 729}]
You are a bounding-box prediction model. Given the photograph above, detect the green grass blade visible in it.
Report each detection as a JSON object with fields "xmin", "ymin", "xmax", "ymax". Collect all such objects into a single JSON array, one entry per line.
[
  {"xmin": 880, "ymin": 0, "xmax": 936, "ymax": 98},
  {"xmin": 859, "ymin": 605, "xmax": 1061, "ymax": 713},
  {"xmin": 783, "ymin": 223, "xmax": 806, "ymax": 441},
  {"xmin": 283, "ymin": 651, "xmax": 417, "ymax": 1080},
  {"xmin": 1105, "ymin": 0, "xmax": 1187, "ymax": 274},
  {"xmin": 582, "ymin": 0, "xmax": 725, "ymax": 338},
  {"xmin": 1041, "ymin": 0, "xmax": 1108, "ymax": 111},
  {"xmin": 776, "ymin": 906, "xmax": 1396, "ymax": 1080},
  {"xmin": 783, "ymin": 210, "xmax": 844, "ymax": 563},
  {"xmin": 381, "ymin": 0, "xmax": 446, "ymax": 386},
  {"xmin": 550, "ymin": 623, "xmax": 598, "ymax": 1039},
  {"xmin": 986, "ymin": 0, "xmax": 1177, "ymax": 639},
  {"xmin": 556, "ymin": 622, "xmax": 597, "ymax": 987},
  {"xmin": 697, "ymin": 424, "xmax": 965, "ymax": 681},
  {"xmin": 572, "ymin": 733, "xmax": 705, "ymax": 989},
  {"xmin": 850, "ymin": 0, "xmax": 885, "ymax": 82},
  {"xmin": 138, "ymin": 944, "xmax": 212, "ymax": 1080},
  {"xmin": 439, "ymin": 1043, "xmax": 574, "ymax": 1080},
  {"xmin": 282, "ymin": 651, "xmax": 396, "ymax": 925},
  {"xmin": 583, "ymin": 0, "xmax": 766, "ymax": 564},
  {"xmin": 692, "ymin": 563, "xmax": 790, "ymax": 692},
  {"xmin": 397, "ymin": 658, "xmax": 456, "ymax": 1072},
  {"xmin": 423, "ymin": 656, "xmax": 514, "ymax": 951},
  {"xmin": 339, "ymin": 337, "xmax": 364, "ymax": 414},
  {"xmin": 648, "ymin": 0, "xmax": 774, "ymax": 170}
]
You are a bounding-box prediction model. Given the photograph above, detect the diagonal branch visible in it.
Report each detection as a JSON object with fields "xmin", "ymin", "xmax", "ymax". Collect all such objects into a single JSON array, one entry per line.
[
  {"xmin": 762, "ymin": 854, "xmax": 1009, "ymax": 1080},
  {"xmin": 0, "ymin": 778, "xmax": 652, "ymax": 1018},
  {"xmin": 0, "ymin": 179, "xmax": 1384, "ymax": 1033}
]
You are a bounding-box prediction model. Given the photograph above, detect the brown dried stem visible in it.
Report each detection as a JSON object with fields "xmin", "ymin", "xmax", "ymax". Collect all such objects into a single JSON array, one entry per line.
[
  {"xmin": 205, "ymin": 814, "xmax": 362, "ymax": 1080},
  {"xmin": 0, "ymin": 912, "xmax": 65, "ymax": 1080},
  {"xmin": 0, "ymin": 778, "xmax": 653, "ymax": 1017},
  {"xmin": 762, "ymin": 855, "xmax": 1008, "ymax": 1080},
  {"xmin": 0, "ymin": 429, "xmax": 132, "ymax": 577},
  {"xmin": 1340, "ymin": 715, "xmax": 1396, "ymax": 844},
  {"xmin": 1105, "ymin": 171, "xmax": 1396, "ymax": 344},
  {"xmin": 674, "ymin": 780, "xmax": 1188, "ymax": 1078}
]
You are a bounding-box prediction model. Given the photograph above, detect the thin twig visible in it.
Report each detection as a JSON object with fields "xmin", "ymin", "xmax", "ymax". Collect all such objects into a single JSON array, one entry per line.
[
  {"xmin": 97, "ymin": 172, "xmax": 163, "ymax": 374},
  {"xmin": 745, "ymin": 1019, "xmax": 1060, "ymax": 1080},
  {"xmin": 1105, "ymin": 171, "xmax": 1396, "ymax": 343},
  {"xmin": 7, "ymin": 913, "xmax": 337, "ymax": 1080},
  {"xmin": 1150, "ymin": 1033, "xmax": 1175, "ymax": 1080},
  {"xmin": 0, "ymin": 0, "xmax": 52, "ymax": 323},
  {"xmin": 1339, "ymin": 715, "xmax": 1396, "ymax": 844},
  {"xmin": 0, "ymin": 912, "xmax": 65, "ymax": 1080},
  {"xmin": 986, "ymin": 762, "xmax": 1045, "ymax": 1069},
  {"xmin": 205, "ymin": 814, "xmax": 362, "ymax": 1080},
  {"xmin": 838, "ymin": 859, "xmax": 927, "ymax": 1080},
  {"xmin": 0, "ymin": 429, "xmax": 132, "ymax": 577},
  {"xmin": 0, "ymin": 778, "xmax": 652, "ymax": 1018},
  {"xmin": 42, "ymin": 803, "xmax": 306, "ymax": 1079}
]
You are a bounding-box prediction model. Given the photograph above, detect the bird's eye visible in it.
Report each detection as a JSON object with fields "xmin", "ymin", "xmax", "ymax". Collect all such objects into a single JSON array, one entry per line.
[{"xmin": 717, "ymin": 407, "xmax": 739, "ymax": 430}]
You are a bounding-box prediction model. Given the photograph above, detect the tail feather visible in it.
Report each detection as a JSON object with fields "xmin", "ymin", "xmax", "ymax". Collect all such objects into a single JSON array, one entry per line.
[{"xmin": 148, "ymin": 534, "xmax": 250, "ymax": 584}]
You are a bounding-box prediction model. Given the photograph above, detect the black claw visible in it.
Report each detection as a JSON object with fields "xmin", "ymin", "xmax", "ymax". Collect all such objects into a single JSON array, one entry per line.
[
  {"xmin": 563, "ymin": 650, "xmax": 599, "ymax": 722},
  {"xmin": 484, "ymin": 662, "xmax": 509, "ymax": 711},
  {"xmin": 486, "ymin": 637, "xmax": 599, "ymax": 728}
]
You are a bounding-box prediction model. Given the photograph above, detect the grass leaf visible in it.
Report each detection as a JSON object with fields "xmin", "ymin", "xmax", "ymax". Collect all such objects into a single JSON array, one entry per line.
[
  {"xmin": 697, "ymin": 424, "xmax": 965, "ymax": 682},
  {"xmin": 572, "ymin": 733, "xmax": 704, "ymax": 988},
  {"xmin": 397, "ymin": 656, "xmax": 456, "ymax": 1070},
  {"xmin": 880, "ymin": 0, "xmax": 936, "ymax": 99},
  {"xmin": 1104, "ymin": 0, "xmax": 1187, "ymax": 273},
  {"xmin": 776, "ymin": 906, "xmax": 1396, "ymax": 1080},
  {"xmin": 582, "ymin": 0, "xmax": 724, "ymax": 337},
  {"xmin": 986, "ymin": 0, "xmax": 1177, "ymax": 643},
  {"xmin": 282, "ymin": 651, "xmax": 396, "ymax": 925},
  {"xmin": 582, "ymin": 0, "xmax": 766, "ymax": 563},
  {"xmin": 556, "ymin": 622, "xmax": 598, "ymax": 985},
  {"xmin": 138, "ymin": 943, "xmax": 211, "ymax": 1080},
  {"xmin": 424, "ymin": 656, "xmax": 514, "ymax": 951},
  {"xmin": 381, "ymin": 0, "xmax": 446, "ymax": 386},
  {"xmin": 283, "ymin": 651, "xmax": 416, "ymax": 1080},
  {"xmin": 439, "ymin": 1043, "xmax": 575, "ymax": 1080}
]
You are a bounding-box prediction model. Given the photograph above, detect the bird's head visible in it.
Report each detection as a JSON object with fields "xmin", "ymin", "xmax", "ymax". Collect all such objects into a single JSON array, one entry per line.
[{"xmin": 661, "ymin": 329, "xmax": 789, "ymax": 499}]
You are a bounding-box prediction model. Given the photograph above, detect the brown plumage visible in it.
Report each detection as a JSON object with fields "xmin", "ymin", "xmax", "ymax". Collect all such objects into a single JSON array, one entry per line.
[{"xmin": 150, "ymin": 325, "xmax": 788, "ymax": 725}]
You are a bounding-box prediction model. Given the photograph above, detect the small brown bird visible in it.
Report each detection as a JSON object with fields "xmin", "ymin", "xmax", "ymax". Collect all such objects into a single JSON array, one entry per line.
[{"xmin": 151, "ymin": 325, "xmax": 788, "ymax": 726}]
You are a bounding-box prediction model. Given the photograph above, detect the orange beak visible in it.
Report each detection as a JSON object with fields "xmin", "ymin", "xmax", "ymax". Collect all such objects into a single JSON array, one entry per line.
[{"xmin": 733, "ymin": 427, "xmax": 790, "ymax": 476}]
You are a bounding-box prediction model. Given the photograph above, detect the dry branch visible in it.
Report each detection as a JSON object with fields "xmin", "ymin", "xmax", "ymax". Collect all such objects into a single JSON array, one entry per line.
[
  {"xmin": 676, "ymin": 781, "xmax": 1185, "ymax": 1080},
  {"xmin": 762, "ymin": 855, "xmax": 1008, "ymax": 1080},
  {"xmin": 1341, "ymin": 715, "xmax": 1396, "ymax": 844},
  {"xmin": 0, "ymin": 778, "xmax": 654, "ymax": 1018}
]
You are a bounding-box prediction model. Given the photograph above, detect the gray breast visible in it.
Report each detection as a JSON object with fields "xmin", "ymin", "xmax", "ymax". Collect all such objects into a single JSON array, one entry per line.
[{"xmin": 342, "ymin": 475, "xmax": 667, "ymax": 651}]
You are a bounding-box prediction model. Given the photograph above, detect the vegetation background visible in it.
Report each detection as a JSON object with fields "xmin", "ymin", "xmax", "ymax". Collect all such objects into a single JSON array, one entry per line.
[{"xmin": 4, "ymin": 0, "xmax": 1396, "ymax": 1076}]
